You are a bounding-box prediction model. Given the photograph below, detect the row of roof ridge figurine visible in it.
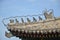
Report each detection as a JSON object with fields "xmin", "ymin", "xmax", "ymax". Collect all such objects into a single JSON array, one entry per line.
[{"xmin": 9, "ymin": 10, "xmax": 54, "ymax": 23}]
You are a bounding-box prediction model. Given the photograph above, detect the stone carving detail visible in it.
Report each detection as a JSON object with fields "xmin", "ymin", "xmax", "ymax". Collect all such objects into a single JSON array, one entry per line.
[
  {"xmin": 5, "ymin": 32, "xmax": 13, "ymax": 38},
  {"xmin": 33, "ymin": 17, "xmax": 37, "ymax": 22},
  {"xmin": 21, "ymin": 18, "xmax": 24, "ymax": 23},
  {"xmin": 27, "ymin": 18, "xmax": 31, "ymax": 23},
  {"xmin": 38, "ymin": 16, "xmax": 42, "ymax": 20},
  {"xmin": 44, "ymin": 9, "xmax": 54, "ymax": 19},
  {"xmin": 10, "ymin": 19, "xmax": 14, "ymax": 23}
]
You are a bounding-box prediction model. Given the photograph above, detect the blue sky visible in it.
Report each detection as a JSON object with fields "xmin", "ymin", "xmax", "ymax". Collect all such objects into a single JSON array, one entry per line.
[{"xmin": 0, "ymin": 0, "xmax": 60, "ymax": 40}]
